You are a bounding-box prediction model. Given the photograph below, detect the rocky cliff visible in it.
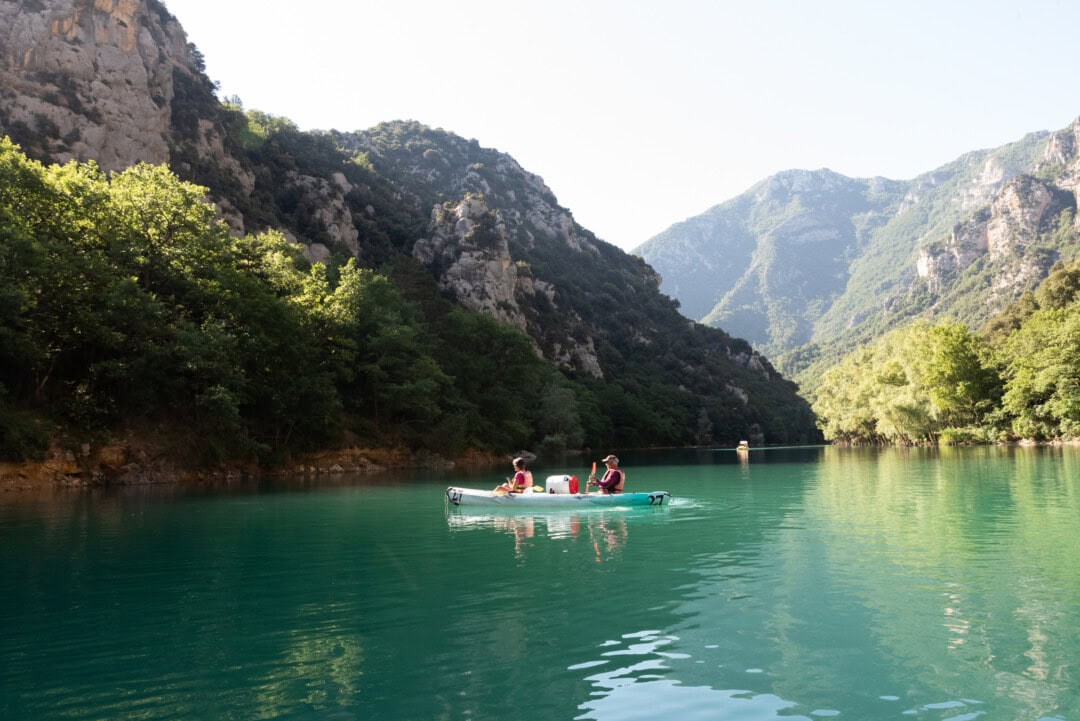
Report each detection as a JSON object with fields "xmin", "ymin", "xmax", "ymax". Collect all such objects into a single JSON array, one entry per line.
[
  {"xmin": 0, "ymin": 0, "xmax": 184, "ymax": 169},
  {"xmin": 0, "ymin": 0, "xmax": 263, "ymax": 232},
  {"xmin": 0, "ymin": 1, "xmax": 613, "ymax": 380},
  {"xmin": 638, "ymin": 121, "xmax": 1080, "ymax": 387},
  {"xmin": 0, "ymin": 0, "xmax": 820, "ymax": 448},
  {"xmin": 917, "ymin": 174, "xmax": 1074, "ymax": 302}
]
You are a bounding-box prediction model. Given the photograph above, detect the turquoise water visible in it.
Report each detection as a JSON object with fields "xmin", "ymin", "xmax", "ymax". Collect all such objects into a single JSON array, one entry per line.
[{"xmin": 1, "ymin": 446, "xmax": 1078, "ymax": 720}]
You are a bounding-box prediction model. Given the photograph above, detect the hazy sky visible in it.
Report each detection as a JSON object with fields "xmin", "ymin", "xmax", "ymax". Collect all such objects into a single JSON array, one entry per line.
[{"xmin": 163, "ymin": 0, "xmax": 1080, "ymax": 251}]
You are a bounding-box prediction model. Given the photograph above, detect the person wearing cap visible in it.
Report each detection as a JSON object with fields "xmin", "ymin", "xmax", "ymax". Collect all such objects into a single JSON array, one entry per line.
[{"xmin": 589, "ymin": 455, "xmax": 624, "ymax": 494}]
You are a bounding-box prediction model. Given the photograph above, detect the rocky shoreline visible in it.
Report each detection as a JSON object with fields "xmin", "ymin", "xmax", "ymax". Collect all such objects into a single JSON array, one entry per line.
[{"xmin": 0, "ymin": 441, "xmax": 506, "ymax": 492}]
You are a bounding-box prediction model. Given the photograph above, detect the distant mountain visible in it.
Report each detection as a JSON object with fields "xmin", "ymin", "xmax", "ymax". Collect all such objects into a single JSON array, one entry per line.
[
  {"xmin": 637, "ymin": 124, "xmax": 1080, "ymax": 390},
  {"xmin": 638, "ymin": 169, "xmax": 906, "ymax": 352},
  {"xmin": 0, "ymin": 0, "xmax": 820, "ymax": 452}
]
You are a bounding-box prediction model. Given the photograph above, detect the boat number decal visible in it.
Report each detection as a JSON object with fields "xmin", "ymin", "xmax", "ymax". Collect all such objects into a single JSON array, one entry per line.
[
  {"xmin": 447, "ymin": 489, "xmax": 463, "ymax": 505},
  {"xmin": 648, "ymin": 494, "xmax": 665, "ymax": 506}
]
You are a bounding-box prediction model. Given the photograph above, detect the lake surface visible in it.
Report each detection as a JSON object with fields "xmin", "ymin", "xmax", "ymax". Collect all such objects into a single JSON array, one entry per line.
[{"xmin": 1, "ymin": 446, "xmax": 1078, "ymax": 721}]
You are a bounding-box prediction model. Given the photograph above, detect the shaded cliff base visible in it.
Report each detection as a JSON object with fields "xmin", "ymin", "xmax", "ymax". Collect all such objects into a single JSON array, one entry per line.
[{"xmin": 0, "ymin": 433, "xmax": 504, "ymax": 492}]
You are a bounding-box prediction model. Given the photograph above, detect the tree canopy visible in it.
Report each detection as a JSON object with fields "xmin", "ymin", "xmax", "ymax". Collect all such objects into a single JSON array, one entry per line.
[
  {"xmin": 812, "ymin": 255, "xmax": 1080, "ymax": 444},
  {"xmin": 0, "ymin": 138, "xmax": 813, "ymax": 464}
]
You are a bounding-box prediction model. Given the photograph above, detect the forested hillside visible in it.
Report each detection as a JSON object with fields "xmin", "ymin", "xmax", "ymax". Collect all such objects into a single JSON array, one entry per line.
[
  {"xmin": 812, "ymin": 256, "xmax": 1080, "ymax": 444},
  {"xmin": 0, "ymin": 0, "xmax": 820, "ymax": 472}
]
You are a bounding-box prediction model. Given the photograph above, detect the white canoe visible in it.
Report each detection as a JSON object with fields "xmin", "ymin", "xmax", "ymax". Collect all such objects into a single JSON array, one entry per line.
[{"xmin": 445, "ymin": 486, "xmax": 671, "ymax": 508}]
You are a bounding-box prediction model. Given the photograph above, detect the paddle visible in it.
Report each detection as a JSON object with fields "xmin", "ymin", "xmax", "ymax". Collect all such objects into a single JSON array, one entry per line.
[{"xmin": 586, "ymin": 461, "xmax": 596, "ymax": 494}]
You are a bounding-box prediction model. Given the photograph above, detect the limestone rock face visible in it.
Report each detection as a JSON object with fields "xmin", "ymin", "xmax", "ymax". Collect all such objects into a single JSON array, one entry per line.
[
  {"xmin": 414, "ymin": 194, "xmax": 527, "ymax": 331},
  {"xmin": 641, "ymin": 120, "xmax": 1080, "ymax": 372},
  {"xmin": 917, "ymin": 173, "xmax": 1071, "ymax": 307},
  {"xmin": 1043, "ymin": 118, "xmax": 1080, "ymax": 203},
  {"xmin": 412, "ymin": 193, "xmax": 604, "ymax": 377},
  {"xmin": 955, "ymin": 156, "xmax": 1013, "ymax": 213},
  {"xmin": 335, "ymin": 125, "xmax": 612, "ymax": 377},
  {"xmin": 0, "ymin": 0, "xmax": 257, "ymax": 222},
  {"xmin": 0, "ymin": 0, "xmax": 185, "ymax": 169},
  {"xmin": 916, "ymin": 221, "xmax": 989, "ymax": 294},
  {"xmin": 287, "ymin": 172, "xmax": 362, "ymax": 259},
  {"xmin": 661, "ymin": 169, "xmax": 899, "ymax": 353},
  {"xmin": 986, "ymin": 176, "xmax": 1056, "ymax": 259}
]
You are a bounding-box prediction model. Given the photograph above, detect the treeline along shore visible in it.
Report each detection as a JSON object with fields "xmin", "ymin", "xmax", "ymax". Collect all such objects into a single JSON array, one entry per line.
[
  {"xmin": 812, "ymin": 253, "xmax": 1080, "ymax": 446},
  {"xmin": 0, "ymin": 138, "xmax": 812, "ymax": 487}
]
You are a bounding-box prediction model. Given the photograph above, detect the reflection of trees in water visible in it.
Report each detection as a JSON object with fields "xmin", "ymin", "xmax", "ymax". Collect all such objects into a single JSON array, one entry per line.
[
  {"xmin": 597, "ymin": 447, "xmax": 1080, "ymax": 720},
  {"xmin": 253, "ymin": 631, "xmax": 364, "ymax": 717},
  {"xmin": 795, "ymin": 446, "xmax": 1080, "ymax": 718}
]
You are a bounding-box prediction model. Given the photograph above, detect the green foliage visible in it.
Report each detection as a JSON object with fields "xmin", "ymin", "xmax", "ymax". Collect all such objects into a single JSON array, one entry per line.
[
  {"xmin": 432, "ymin": 308, "xmax": 548, "ymax": 451},
  {"xmin": 0, "ymin": 390, "xmax": 48, "ymax": 461},
  {"xmin": 0, "ymin": 105, "xmax": 828, "ymax": 466},
  {"xmin": 1, "ymin": 137, "xmax": 626, "ymax": 462},
  {"xmin": 342, "ymin": 120, "xmax": 819, "ymax": 448},
  {"xmin": 813, "ymin": 320, "xmax": 1000, "ymax": 444},
  {"xmin": 938, "ymin": 426, "xmax": 1001, "ymax": 445},
  {"xmin": 999, "ymin": 305, "xmax": 1080, "ymax": 439},
  {"xmin": 816, "ymin": 248, "xmax": 1080, "ymax": 445},
  {"xmin": 0, "ymin": 141, "xmax": 358, "ymax": 461},
  {"xmin": 1034, "ymin": 255, "xmax": 1080, "ymax": 310},
  {"xmin": 981, "ymin": 290, "xmax": 1038, "ymax": 345},
  {"xmin": 328, "ymin": 261, "xmax": 451, "ymax": 442},
  {"xmin": 915, "ymin": 323, "xmax": 1001, "ymax": 427},
  {"xmin": 536, "ymin": 378, "xmax": 585, "ymax": 452}
]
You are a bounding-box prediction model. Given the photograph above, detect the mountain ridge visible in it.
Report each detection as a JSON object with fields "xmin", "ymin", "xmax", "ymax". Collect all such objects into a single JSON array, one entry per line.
[{"xmin": 636, "ymin": 125, "xmax": 1078, "ymax": 388}]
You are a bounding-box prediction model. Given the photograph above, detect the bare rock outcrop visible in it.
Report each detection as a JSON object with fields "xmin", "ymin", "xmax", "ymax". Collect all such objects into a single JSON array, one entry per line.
[
  {"xmin": 0, "ymin": 0, "xmax": 185, "ymax": 168},
  {"xmin": 414, "ymin": 194, "xmax": 528, "ymax": 331},
  {"xmin": 413, "ymin": 194, "xmax": 604, "ymax": 377},
  {"xmin": 1043, "ymin": 118, "xmax": 1080, "ymax": 204},
  {"xmin": 917, "ymin": 174, "xmax": 1072, "ymax": 306},
  {"xmin": 287, "ymin": 171, "xmax": 362, "ymax": 259},
  {"xmin": 986, "ymin": 176, "xmax": 1057, "ymax": 259},
  {"xmin": 0, "ymin": 0, "xmax": 257, "ymax": 219},
  {"xmin": 916, "ymin": 219, "xmax": 989, "ymax": 294}
]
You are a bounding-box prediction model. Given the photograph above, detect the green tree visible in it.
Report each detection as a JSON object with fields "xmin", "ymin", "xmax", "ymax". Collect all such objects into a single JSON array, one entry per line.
[
  {"xmin": 1000, "ymin": 305, "xmax": 1080, "ymax": 439},
  {"xmin": 434, "ymin": 308, "xmax": 547, "ymax": 451},
  {"xmin": 914, "ymin": 322, "xmax": 1001, "ymax": 428},
  {"xmin": 1034, "ymin": 260, "xmax": 1080, "ymax": 311},
  {"xmin": 105, "ymin": 163, "xmax": 224, "ymax": 294},
  {"xmin": 327, "ymin": 261, "xmax": 450, "ymax": 441},
  {"xmin": 813, "ymin": 320, "xmax": 1001, "ymax": 444},
  {"xmin": 536, "ymin": 376, "xmax": 585, "ymax": 454}
]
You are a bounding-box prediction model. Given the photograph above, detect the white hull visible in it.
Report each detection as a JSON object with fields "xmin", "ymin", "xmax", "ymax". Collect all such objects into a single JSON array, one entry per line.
[{"xmin": 445, "ymin": 486, "xmax": 670, "ymax": 508}]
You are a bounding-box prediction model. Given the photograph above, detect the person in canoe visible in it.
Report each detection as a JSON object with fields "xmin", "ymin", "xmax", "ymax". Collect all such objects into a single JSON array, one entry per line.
[
  {"xmin": 588, "ymin": 455, "xmax": 624, "ymax": 494},
  {"xmin": 495, "ymin": 457, "xmax": 532, "ymax": 494}
]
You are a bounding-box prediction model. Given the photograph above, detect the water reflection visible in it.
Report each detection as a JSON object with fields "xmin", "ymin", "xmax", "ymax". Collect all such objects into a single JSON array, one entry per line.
[
  {"xmin": 253, "ymin": 631, "xmax": 364, "ymax": 716},
  {"xmin": 584, "ymin": 446, "xmax": 1080, "ymax": 721},
  {"xmin": 5, "ymin": 446, "xmax": 1080, "ymax": 721},
  {"xmin": 447, "ymin": 509, "xmax": 629, "ymax": 561},
  {"xmin": 805, "ymin": 446, "xmax": 1080, "ymax": 718}
]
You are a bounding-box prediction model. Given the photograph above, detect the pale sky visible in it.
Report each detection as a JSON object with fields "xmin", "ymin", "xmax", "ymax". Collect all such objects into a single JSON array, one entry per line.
[{"xmin": 162, "ymin": 0, "xmax": 1080, "ymax": 251}]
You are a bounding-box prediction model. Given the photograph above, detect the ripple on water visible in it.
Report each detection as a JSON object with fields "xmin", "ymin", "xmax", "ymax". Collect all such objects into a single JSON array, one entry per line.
[{"xmin": 570, "ymin": 629, "xmax": 808, "ymax": 721}]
